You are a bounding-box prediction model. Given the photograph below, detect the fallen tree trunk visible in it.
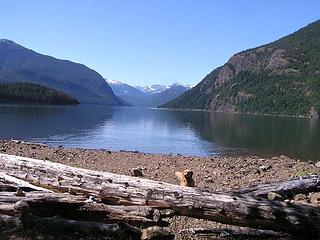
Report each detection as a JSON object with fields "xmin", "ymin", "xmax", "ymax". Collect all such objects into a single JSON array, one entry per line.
[
  {"xmin": 0, "ymin": 153, "xmax": 320, "ymax": 239},
  {"xmin": 0, "ymin": 190, "xmax": 172, "ymax": 227},
  {"xmin": 180, "ymin": 227, "xmax": 290, "ymax": 239},
  {"xmin": 0, "ymin": 213, "xmax": 143, "ymax": 240},
  {"xmin": 1, "ymin": 212, "xmax": 174, "ymax": 240},
  {"xmin": 0, "ymin": 184, "xmax": 174, "ymax": 239},
  {"xmin": 232, "ymin": 175, "xmax": 320, "ymax": 199}
]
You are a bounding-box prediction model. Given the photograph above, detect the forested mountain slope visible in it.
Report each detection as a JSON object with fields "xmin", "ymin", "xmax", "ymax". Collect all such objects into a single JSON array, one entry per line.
[
  {"xmin": 162, "ymin": 20, "xmax": 320, "ymax": 117},
  {"xmin": 0, "ymin": 82, "xmax": 79, "ymax": 104},
  {"xmin": 0, "ymin": 39, "xmax": 122, "ymax": 105}
]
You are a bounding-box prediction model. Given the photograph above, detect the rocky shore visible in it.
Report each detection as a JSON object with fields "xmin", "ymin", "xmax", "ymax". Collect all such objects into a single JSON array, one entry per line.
[
  {"xmin": 1, "ymin": 140, "xmax": 319, "ymax": 191},
  {"xmin": 0, "ymin": 140, "xmax": 319, "ymax": 239}
]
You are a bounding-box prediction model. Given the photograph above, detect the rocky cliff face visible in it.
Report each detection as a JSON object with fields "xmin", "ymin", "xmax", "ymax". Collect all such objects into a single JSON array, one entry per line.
[
  {"xmin": 162, "ymin": 20, "xmax": 320, "ymax": 117},
  {"xmin": 214, "ymin": 47, "xmax": 289, "ymax": 88},
  {"xmin": 210, "ymin": 47, "xmax": 290, "ymax": 112}
]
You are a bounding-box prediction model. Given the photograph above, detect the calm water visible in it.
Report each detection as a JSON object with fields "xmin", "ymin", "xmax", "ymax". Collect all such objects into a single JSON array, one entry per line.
[{"xmin": 0, "ymin": 104, "xmax": 319, "ymax": 161}]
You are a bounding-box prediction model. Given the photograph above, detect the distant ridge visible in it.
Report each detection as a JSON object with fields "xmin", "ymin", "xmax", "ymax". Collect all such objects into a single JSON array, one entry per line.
[
  {"xmin": 0, "ymin": 39, "xmax": 122, "ymax": 105},
  {"xmin": 139, "ymin": 83, "xmax": 191, "ymax": 107},
  {"xmin": 136, "ymin": 84, "xmax": 168, "ymax": 95},
  {"xmin": 107, "ymin": 80, "xmax": 191, "ymax": 107}
]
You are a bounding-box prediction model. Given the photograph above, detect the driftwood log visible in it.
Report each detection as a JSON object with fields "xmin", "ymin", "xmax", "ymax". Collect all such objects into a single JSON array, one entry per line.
[
  {"xmin": 0, "ymin": 153, "xmax": 320, "ymax": 239},
  {"xmin": 0, "ymin": 178, "xmax": 174, "ymax": 239},
  {"xmin": 232, "ymin": 175, "xmax": 320, "ymax": 198},
  {"xmin": 179, "ymin": 227, "xmax": 290, "ymax": 239}
]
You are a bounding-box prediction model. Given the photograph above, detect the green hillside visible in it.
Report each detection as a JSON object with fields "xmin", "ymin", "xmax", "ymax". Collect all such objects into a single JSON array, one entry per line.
[
  {"xmin": 0, "ymin": 82, "xmax": 79, "ymax": 105},
  {"xmin": 161, "ymin": 20, "xmax": 320, "ymax": 117},
  {"xmin": 0, "ymin": 39, "xmax": 122, "ymax": 105}
]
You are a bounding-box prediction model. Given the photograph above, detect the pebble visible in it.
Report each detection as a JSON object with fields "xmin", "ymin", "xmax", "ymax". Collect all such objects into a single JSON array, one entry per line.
[
  {"xmin": 132, "ymin": 168, "xmax": 143, "ymax": 177},
  {"xmin": 267, "ymin": 192, "xmax": 283, "ymax": 201},
  {"xmin": 259, "ymin": 165, "xmax": 272, "ymax": 171},
  {"xmin": 205, "ymin": 177, "xmax": 214, "ymax": 183},
  {"xmin": 14, "ymin": 188, "xmax": 26, "ymax": 197},
  {"xmin": 280, "ymin": 155, "xmax": 291, "ymax": 160},
  {"xmin": 293, "ymin": 193, "xmax": 307, "ymax": 201},
  {"xmin": 308, "ymin": 192, "xmax": 320, "ymax": 203}
]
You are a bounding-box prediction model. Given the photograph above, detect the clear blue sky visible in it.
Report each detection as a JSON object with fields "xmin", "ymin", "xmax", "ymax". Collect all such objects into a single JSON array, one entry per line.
[{"xmin": 0, "ymin": 1, "xmax": 319, "ymax": 86}]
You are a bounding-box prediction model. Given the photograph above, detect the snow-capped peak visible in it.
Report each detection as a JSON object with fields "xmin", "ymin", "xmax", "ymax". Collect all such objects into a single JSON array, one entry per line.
[
  {"xmin": 105, "ymin": 79, "xmax": 194, "ymax": 94},
  {"xmin": 169, "ymin": 82, "xmax": 184, "ymax": 87},
  {"xmin": 135, "ymin": 82, "xmax": 194, "ymax": 94},
  {"xmin": 136, "ymin": 84, "xmax": 168, "ymax": 94},
  {"xmin": 168, "ymin": 82, "xmax": 194, "ymax": 89}
]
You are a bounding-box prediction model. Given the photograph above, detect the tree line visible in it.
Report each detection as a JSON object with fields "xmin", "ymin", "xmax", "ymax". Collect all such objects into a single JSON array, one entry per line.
[{"xmin": 0, "ymin": 82, "xmax": 79, "ymax": 105}]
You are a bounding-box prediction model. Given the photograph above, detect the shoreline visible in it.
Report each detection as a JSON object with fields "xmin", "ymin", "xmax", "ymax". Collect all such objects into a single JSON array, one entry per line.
[
  {"xmin": 157, "ymin": 106, "xmax": 317, "ymax": 120},
  {"xmin": 0, "ymin": 139, "xmax": 319, "ymax": 192}
]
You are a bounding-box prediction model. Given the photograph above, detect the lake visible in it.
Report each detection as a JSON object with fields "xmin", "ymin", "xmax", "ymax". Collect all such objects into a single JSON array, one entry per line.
[{"xmin": 0, "ymin": 104, "xmax": 319, "ymax": 161}]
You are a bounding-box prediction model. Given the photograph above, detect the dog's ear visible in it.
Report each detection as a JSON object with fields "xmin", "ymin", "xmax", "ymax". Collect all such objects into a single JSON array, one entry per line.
[
  {"xmin": 175, "ymin": 170, "xmax": 195, "ymax": 187},
  {"xmin": 183, "ymin": 169, "xmax": 193, "ymax": 179}
]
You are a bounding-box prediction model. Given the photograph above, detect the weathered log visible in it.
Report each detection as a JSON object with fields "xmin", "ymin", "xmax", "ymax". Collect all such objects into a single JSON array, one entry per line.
[
  {"xmin": 0, "ymin": 186, "xmax": 174, "ymax": 238},
  {"xmin": 232, "ymin": 175, "xmax": 320, "ymax": 199},
  {"xmin": 180, "ymin": 227, "xmax": 289, "ymax": 239},
  {"xmin": 0, "ymin": 172, "xmax": 52, "ymax": 192},
  {"xmin": 0, "ymin": 173, "xmax": 173, "ymax": 228},
  {"xmin": 0, "ymin": 153, "xmax": 320, "ymax": 239},
  {"xmin": 0, "ymin": 190, "xmax": 171, "ymax": 227},
  {"xmin": 0, "ymin": 213, "xmax": 142, "ymax": 240},
  {"xmin": 1, "ymin": 213, "xmax": 175, "ymax": 240}
]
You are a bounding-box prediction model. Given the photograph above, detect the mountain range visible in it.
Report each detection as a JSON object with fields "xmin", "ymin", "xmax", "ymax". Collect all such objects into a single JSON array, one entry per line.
[
  {"xmin": 107, "ymin": 80, "xmax": 191, "ymax": 107},
  {"xmin": 136, "ymin": 84, "xmax": 169, "ymax": 95},
  {"xmin": 0, "ymin": 39, "xmax": 122, "ymax": 105},
  {"xmin": 162, "ymin": 20, "xmax": 320, "ymax": 118},
  {"xmin": 3, "ymin": 19, "xmax": 319, "ymax": 115}
]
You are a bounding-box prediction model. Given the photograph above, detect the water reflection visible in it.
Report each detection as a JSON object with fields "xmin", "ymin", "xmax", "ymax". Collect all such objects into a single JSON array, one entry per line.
[
  {"xmin": 185, "ymin": 111, "xmax": 320, "ymax": 160},
  {"xmin": 0, "ymin": 104, "xmax": 113, "ymax": 139},
  {"xmin": 0, "ymin": 104, "xmax": 319, "ymax": 160}
]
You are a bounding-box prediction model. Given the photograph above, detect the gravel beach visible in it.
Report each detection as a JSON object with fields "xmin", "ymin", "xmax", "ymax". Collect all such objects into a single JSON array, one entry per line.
[
  {"xmin": 0, "ymin": 140, "xmax": 319, "ymax": 239},
  {"xmin": 1, "ymin": 140, "xmax": 319, "ymax": 191}
]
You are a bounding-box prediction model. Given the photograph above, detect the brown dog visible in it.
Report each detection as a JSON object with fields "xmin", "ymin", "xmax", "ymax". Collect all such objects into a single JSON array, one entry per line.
[{"xmin": 175, "ymin": 169, "xmax": 195, "ymax": 187}]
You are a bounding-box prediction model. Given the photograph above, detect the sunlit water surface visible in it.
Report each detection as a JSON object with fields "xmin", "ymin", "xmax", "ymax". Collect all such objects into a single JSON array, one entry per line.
[{"xmin": 0, "ymin": 104, "xmax": 319, "ymax": 161}]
